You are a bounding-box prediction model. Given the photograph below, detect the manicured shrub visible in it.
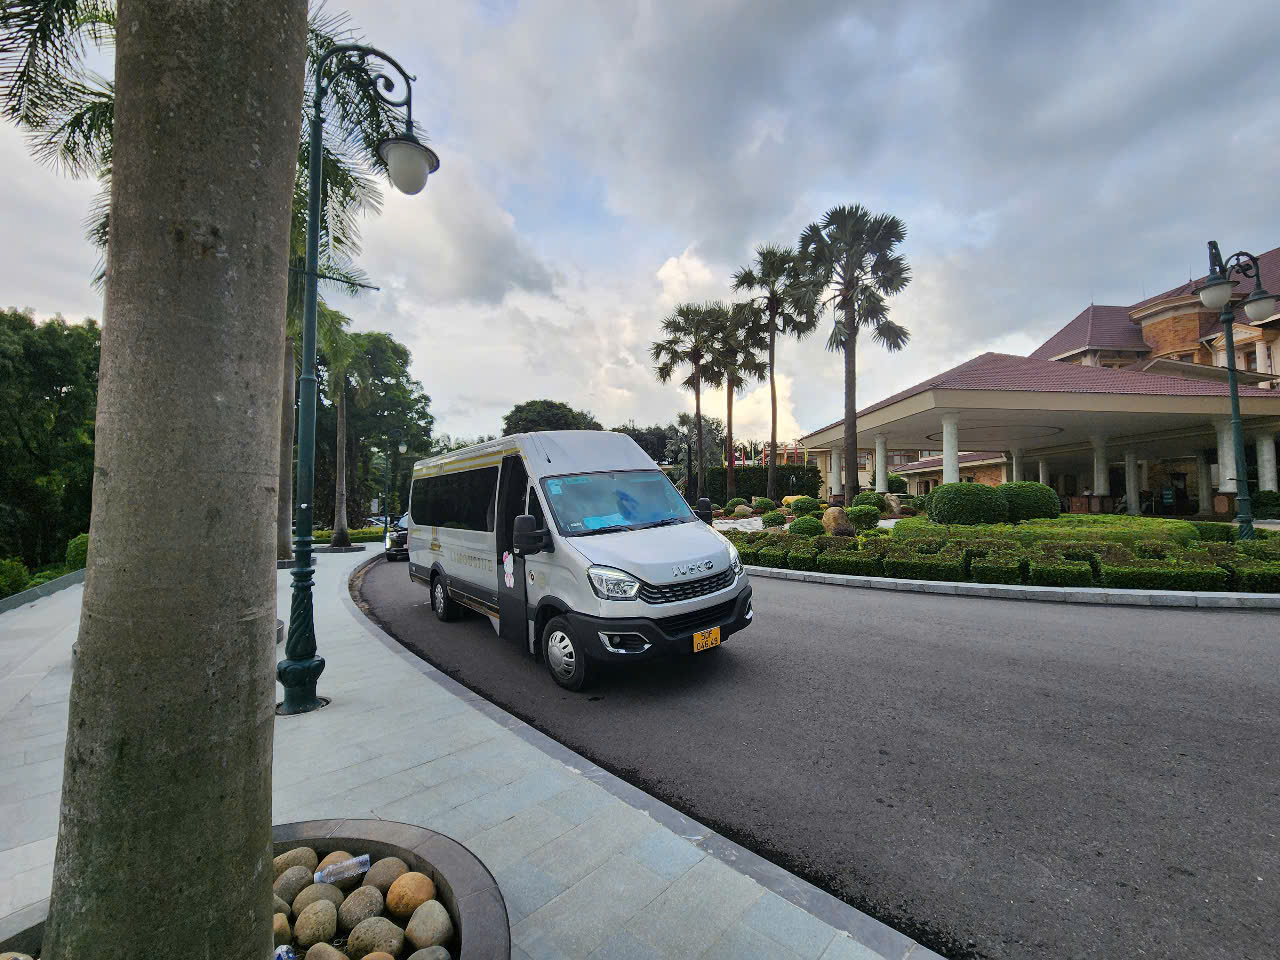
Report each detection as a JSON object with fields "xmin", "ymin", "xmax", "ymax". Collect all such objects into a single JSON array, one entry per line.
[
  {"xmin": 970, "ymin": 555, "xmax": 1025, "ymax": 584},
  {"xmin": 1190, "ymin": 521, "xmax": 1237, "ymax": 542},
  {"xmin": 809, "ymin": 509, "xmax": 827, "ymax": 519},
  {"xmin": 753, "ymin": 497, "xmax": 777, "ymax": 512},
  {"xmin": 846, "ymin": 505, "xmax": 880, "ymax": 531},
  {"xmin": 65, "ymin": 533, "xmax": 89, "ymax": 571},
  {"xmin": 1239, "ymin": 539, "xmax": 1280, "ymax": 561},
  {"xmin": 816, "ymin": 549, "xmax": 883, "ymax": 576},
  {"xmin": 916, "ymin": 491, "xmax": 932, "ymax": 515},
  {"xmin": 756, "ymin": 546, "xmax": 788, "ymax": 568},
  {"xmin": 851, "ymin": 491, "xmax": 888, "ymax": 512},
  {"xmin": 1027, "ymin": 560, "xmax": 1093, "ymax": 587},
  {"xmin": 1253, "ymin": 489, "xmax": 1280, "ymax": 520},
  {"xmin": 788, "ymin": 516, "xmax": 825, "ymax": 538},
  {"xmin": 710, "ymin": 503, "xmax": 722, "ymax": 512},
  {"xmin": 789, "ymin": 495, "xmax": 821, "ymax": 515},
  {"xmin": 1101, "ymin": 561, "xmax": 1230, "ymax": 592},
  {"xmin": 313, "ymin": 526, "xmax": 386, "ymax": 545},
  {"xmin": 997, "ymin": 481, "xmax": 1060, "ymax": 522},
  {"xmin": 25, "ymin": 566, "xmax": 69, "ymax": 588},
  {"xmin": 1237, "ymin": 562, "xmax": 1280, "ymax": 593},
  {"xmin": 927, "ymin": 482, "xmax": 1008, "ymax": 525},
  {"xmin": 787, "ymin": 549, "xmax": 819, "ymax": 571},
  {"xmin": 883, "ymin": 551, "xmax": 965, "ymax": 582},
  {"xmin": 886, "ymin": 472, "xmax": 908, "ymax": 494},
  {"xmin": 898, "ymin": 505, "xmax": 917, "ymax": 516},
  {"xmin": 725, "ymin": 498, "xmax": 747, "ymax": 511},
  {"xmin": 737, "ymin": 545, "xmax": 760, "ymax": 566},
  {"xmin": 860, "ymin": 527, "xmax": 890, "ymax": 540},
  {"xmin": 812, "ymin": 535, "xmax": 857, "ymax": 553},
  {"xmin": 761, "ymin": 510, "xmax": 786, "ymax": 528},
  {"xmin": 703, "ymin": 464, "xmax": 821, "ymax": 504},
  {"xmin": 1, "ymin": 558, "xmax": 30, "ymax": 599}
]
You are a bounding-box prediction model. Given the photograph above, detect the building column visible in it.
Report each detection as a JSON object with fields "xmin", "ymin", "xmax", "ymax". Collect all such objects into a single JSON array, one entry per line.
[
  {"xmin": 942, "ymin": 416, "xmax": 959, "ymax": 484},
  {"xmin": 1092, "ymin": 434, "xmax": 1110, "ymax": 495},
  {"xmin": 1257, "ymin": 341, "xmax": 1271, "ymax": 387},
  {"xmin": 1216, "ymin": 419, "xmax": 1236, "ymax": 492},
  {"xmin": 1038, "ymin": 459, "xmax": 1049, "ymax": 485},
  {"xmin": 830, "ymin": 449, "xmax": 843, "ymax": 496},
  {"xmin": 1215, "ymin": 348, "xmax": 1228, "ymax": 367},
  {"xmin": 1010, "ymin": 447, "xmax": 1023, "ymax": 483},
  {"xmin": 874, "ymin": 435, "xmax": 888, "ymax": 493},
  {"xmin": 1124, "ymin": 449, "xmax": 1140, "ymax": 515},
  {"xmin": 1257, "ymin": 432, "xmax": 1278, "ymax": 492},
  {"xmin": 1196, "ymin": 452, "xmax": 1212, "ymax": 514},
  {"xmin": 1140, "ymin": 460, "xmax": 1149, "ymax": 491}
]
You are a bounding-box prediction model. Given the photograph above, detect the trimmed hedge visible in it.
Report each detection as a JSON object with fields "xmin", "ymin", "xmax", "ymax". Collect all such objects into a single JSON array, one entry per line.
[
  {"xmin": 816, "ymin": 549, "xmax": 884, "ymax": 576},
  {"xmin": 1027, "ymin": 560, "xmax": 1093, "ymax": 587},
  {"xmin": 787, "ymin": 549, "xmax": 819, "ymax": 571},
  {"xmin": 789, "ymin": 496, "xmax": 821, "ymax": 516},
  {"xmin": 1101, "ymin": 561, "xmax": 1230, "ymax": 592},
  {"xmin": 851, "ymin": 491, "xmax": 887, "ymax": 512},
  {"xmin": 313, "ymin": 526, "xmax": 386, "ymax": 544},
  {"xmin": 846, "ymin": 505, "xmax": 880, "ymax": 531},
  {"xmin": 65, "ymin": 533, "xmax": 89, "ymax": 571},
  {"xmin": 756, "ymin": 546, "xmax": 789, "ymax": 568},
  {"xmin": 788, "ymin": 516, "xmax": 825, "ymax": 538},
  {"xmin": 997, "ymin": 481, "xmax": 1060, "ymax": 522},
  {"xmin": 753, "ymin": 497, "xmax": 777, "ymax": 511},
  {"xmin": 1237, "ymin": 562, "xmax": 1280, "ymax": 592},
  {"xmin": 761, "ymin": 510, "xmax": 786, "ymax": 528},
  {"xmin": 725, "ymin": 498, "xmax": 747, "ymax": 511},
  {"xmin": 927, "ymin": 482, "xmax": 1008, "ymax": 525},
  {"xmin": 704, "ymin": 465, "xmax": 821, "ymax": 504},
  {"xmin": 1254, "ymin": 489, "xmax": 1280, "ymax": 520},
  {"xmin": 1190, "ymin": 521, "xmax": 1236, "ymax": 542}
]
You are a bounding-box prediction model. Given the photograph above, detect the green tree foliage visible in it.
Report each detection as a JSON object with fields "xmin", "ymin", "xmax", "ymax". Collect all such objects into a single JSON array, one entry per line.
[
  {"xmin": 502, "ymin": 399, "xmax": 602, "ymax": 435},
  {"xmin": 0, "ymin": 309, "xmax": 99, "ymax": 567},
  {"xmin": 928, "ymin": 482, "xmax": 1009, "ymax": 525},
  {"xmin": 715, "ymin": 302, "xmax": 767, "ymax": 499},
  {"xmin": 998, "ymin": 481, "xmax": 1061, "ymax": 522},
  {"xmin": 652, "ymin": 303, "xmax": 727, "ymax": 501},
  {"xmin": 610, "ymin": 422, "xmax": 673, "ymax": 461}
]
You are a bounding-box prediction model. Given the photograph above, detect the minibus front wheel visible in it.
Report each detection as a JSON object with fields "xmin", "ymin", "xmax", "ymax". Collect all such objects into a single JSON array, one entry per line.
[
  {"xmin": 432, "ymin": 575, "xmax": 458, "ymax": 622},
  {"xmin": 542, "ymin": 615, "xmax": 592, "ymax": 691}
]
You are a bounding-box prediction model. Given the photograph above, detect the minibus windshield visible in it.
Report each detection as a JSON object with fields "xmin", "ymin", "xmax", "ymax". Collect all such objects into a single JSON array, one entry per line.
[{"xmin": 541, "ymin": 470, "xmax": 695, "ymax": 536}]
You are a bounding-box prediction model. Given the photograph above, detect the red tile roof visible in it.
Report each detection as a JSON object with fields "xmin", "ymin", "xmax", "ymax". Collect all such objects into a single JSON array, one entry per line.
[
  {"xmin": 1128, "ymin": 244, "xmax": 1280, "ymax": 315},
  {"xmin": 1028, "ymin": 304, "xmax": 1147, "ymax": 360}
]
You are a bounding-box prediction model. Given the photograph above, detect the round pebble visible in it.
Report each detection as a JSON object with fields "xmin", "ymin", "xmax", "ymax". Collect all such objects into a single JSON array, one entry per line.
[
  {"xmin": 386, "ymin": 871, "xmax": 435, "ymax": 919},
  {"xmin": 405, "ymin": 899, "xmax": 454, "ymax": 950},
  {"xmin": 274, "ymin": 845, "xmax": 319, "ymax": 878},
  {"xmin": 295, "ymin": 898, "xmax": 338, "ymax": 949},
  {"xmin": 304, "ymin": 945, "xmax": 346, "ymax": 960},
  {"xmin": 363, "ymin": 855, "xmax": 409, "ymax": 894},
  {"xmin": 274, "ymin": 864, "xmax": 313, "ymax": 905},
  {"xmin": 363, "ymin": 954, "xmax": 396, "ymax": 960},
  {"xmin": 347, "ymin": 915, "xmax": 405, "ymax": 959},
  {"xmin": 294, "ymin": 882, "xmax": 345, "ymax": 915},
  {"xmin": 0, "ymin": 953, "xmax": 35, "ymax": 960},
  {"xmin": 272, "ymin": 912, "xmax": 291, "ymax": 947},
  {"xmin": 317, "ymin": 849, "xmax": 364, "ymax": 891},
  {"xmin": 339, "ymin": 883, "xmax": 385, "ymax": 931},
  {"xmin": 273, "ymin": 893, "xmax": 292, "ymax": 919},
  {"xmin": 407, "ymin": 948, "xmax": 451, "ymax": 960}
]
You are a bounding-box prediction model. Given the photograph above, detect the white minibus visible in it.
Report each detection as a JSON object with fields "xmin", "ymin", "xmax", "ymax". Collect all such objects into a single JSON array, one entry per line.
[{"xmin": 405, "ymin": 430, "xmax": 753, "ymax": 690}]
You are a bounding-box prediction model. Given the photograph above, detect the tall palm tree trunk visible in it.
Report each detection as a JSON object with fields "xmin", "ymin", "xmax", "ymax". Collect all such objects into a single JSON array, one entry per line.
[
  {"xmin": 767, "ymin": 321, "xmax": 778, "ymax": 501},
  {"xmin": 693, "ymin": 366, "xmax": 704, "ymax": 502},
  {"xmin": 726, "ymin": 387, "xmax": 735, "ymax": 499},
  {"xmin": 277, "ymin": 335, "xmax": 296, "ymax": 560},
  {"xmin": 331, "ymin": 376, "xmax": 351, "ymax": 548},
  {"xmin": 844, "ymin": 321, "xmax": 859, "ymax": 495},
  {"xmin": 42, "ymin": 3, "xmax": 307, "ymax": 958}
]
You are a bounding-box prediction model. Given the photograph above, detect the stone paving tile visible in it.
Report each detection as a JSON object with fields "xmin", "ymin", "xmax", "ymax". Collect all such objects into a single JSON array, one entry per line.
[
  {"xmin": 0, "ymin": 790, "xmax": 61, "ymax": 850},
  {"xmin": 539, "ymin": 779, "xmax": 617, "ymax": 826},
  {"xmin": 491, "ymin": 860, "xmax": 569, "ymax": 925},
  {"xmin": 0, "ymin": 860, "xmax": 54, "ymax": 920},
  {"xmin": 371, "ymin": 770, "xmax": 501, "ymax": 823},
  {"xmin": 819, "ymin": 935, "xmax": 891, "ymax": 960},
  {"xmin": 424, "ymin": 766, "xmax": 579, "ymax": 843},
  {"xmin": 586, "ymin": 930, "xmax": 667, "ymax": 960},
  {"xmin": 624, "ymin": 855, "xmax": 765, "ymax": 958},
  {"xmin": 0, "ymin": 835, "xmax": 57, "ymax": 875},
  {"xmin": 521, "ymin": 799, "xmax": 662, "ymax": 889},
  {"xmin": 698, "ymin": 919, "xmax": 808, "ymax": 960},
  {"xmin": 513, "ymin": 853, "xmax": 667, "ymax": 960},
  {"xmin": 623, "ymin": 826, "xmax": 707, "ymax": 882},
  {"xmin": 462, "ymin": 805, "xmax": 576, "ymax": 873},
  {"xmin": 742, "ymin": 891, "xmax": 840, "ymax": 960}
]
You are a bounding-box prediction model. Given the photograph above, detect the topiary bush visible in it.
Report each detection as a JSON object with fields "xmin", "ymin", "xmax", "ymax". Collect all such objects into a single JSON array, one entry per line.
[
  {"xmin": 761, "ymin": 510, "xmax": 786, "ymax": 527},
  {"xmin": 927, "ymin": 482, "xmax": 1008, "ymax": 525},
  {"xmin": 851, "ymin": 491, "xmax": 887, "ymax": 512},
  {"xmin": 816, "ymin": 550, "xmax": 883, "ymax": 576},
  {"xmin": 753, "ymin": 497, "xmax": 777, "ymax": 512},
  {"xmin": 725, "ymin": 498, "xmax": 747, "ymax": 511},
  {"xmin": 756, "ymin": 545, "xmax": 788, "ymax": 568},
  {"xmin": 789, "ymin": 496, "xmax": 821, "ymax": 516},
  {"xmin": 886, "ymin": 472, "xmax": 908, "ymax": 494},
  {"xmin": 997, "ymin": 481, "xmax": 1060, "ymax": 522},
  {"xmin": 846, "ymin": 504, "xmax": 880, "ymax": 531},
  {"xmin": 788, "ymin": 516, "xmax": 825, "ymax": 538},
  {"xmin": 65, "ymin": 533, "xmax": 89, "ymax": 571},
  {"xmin": 787, "ymin": 548, "xmax": 819, "ymax": 571},
  {"xmin": 1253, "ymin": 490, "xmax": 1280, "ymax": 520},
  {"xmin": 1190, "ymin": 521, "xmax": 1236, "ymax": 542},
  {"xmin": 1, "ymin": 558, "xmax": 30, "ymax": 599}
]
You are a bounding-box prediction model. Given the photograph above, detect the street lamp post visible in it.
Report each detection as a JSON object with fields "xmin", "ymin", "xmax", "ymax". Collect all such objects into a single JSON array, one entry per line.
[
  {"xmin": 278, "ymin": 46, "xmax": 440, "ymax": 715},
  {"xmin": 1194, "ymin": 241, "xmax": 1276, "ymax": 542}
]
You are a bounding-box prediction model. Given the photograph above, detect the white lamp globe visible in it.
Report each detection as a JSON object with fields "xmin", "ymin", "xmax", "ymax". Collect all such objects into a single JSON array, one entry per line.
[
  {"xmin": 378, "ymin": 136, "xmax": 439, "ymax": 196},
  {"xmin": 1242, "ymin": 288, "xmax": 1277, "ymax": 323},
  {"xmin": 398, "ymin": 441, "xmax": 408, "ymax": 454},
  {"xmin": 1196, "ymin": 274, "xmax": 1233, "ymax": 311}
]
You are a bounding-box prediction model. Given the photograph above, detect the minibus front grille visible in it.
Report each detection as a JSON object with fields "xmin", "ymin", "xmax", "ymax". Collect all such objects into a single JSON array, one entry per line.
[
  {"xmin": 638, "ymin": 567, "xmax": 735, "ymax": 605},
  {"xmin": 654, "ymin": 598, "xmax": 737, "ymax": 636}
]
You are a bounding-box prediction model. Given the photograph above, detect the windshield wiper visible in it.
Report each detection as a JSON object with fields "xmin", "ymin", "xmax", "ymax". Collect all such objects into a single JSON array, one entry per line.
[
  {"xmin": 577, "ymin": 524, "xmax": 632, "ymax": 536},
  {"xmin": 644, "ymin": 517, "xmax": 686, "ymax": 528}
]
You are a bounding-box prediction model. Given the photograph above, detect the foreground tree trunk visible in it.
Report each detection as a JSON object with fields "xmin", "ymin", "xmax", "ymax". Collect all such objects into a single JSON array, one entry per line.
[
  {"xmin": 278, "ymin": 336, "xmax": 297, "ymax": 560},
  {"xmin": 43, "ymin": 3, "xmax": 307, "ymax": 959},
  {"xmin": 844, "ymin": 322, "xmax": 859, "ymax": 496},
  {"xmin": 767, "ymin": 321, "xmax": 778, "ymax": 502},
  {"xmin": 330, "ymin": 375, "xmax": 351, "ymax": 547}
]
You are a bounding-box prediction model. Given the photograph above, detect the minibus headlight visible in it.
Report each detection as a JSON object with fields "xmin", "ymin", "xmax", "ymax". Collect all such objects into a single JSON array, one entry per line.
[
  {"xmin": 385, "ymin": 534, "xmax": 394, "ymax": 549},
  {"xmin": 728, "ymin": 542, "xmax": 742, "ymax": 576},
  {"xmin": 587, "ymin": 565, "xmax": 641, "ymax": 600}
]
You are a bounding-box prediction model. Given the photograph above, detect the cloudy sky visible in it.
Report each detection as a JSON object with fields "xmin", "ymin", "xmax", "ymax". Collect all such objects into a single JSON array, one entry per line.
[{"xmin": 4, "ymin": 0, "xmax": 1280, "ymax": 442}]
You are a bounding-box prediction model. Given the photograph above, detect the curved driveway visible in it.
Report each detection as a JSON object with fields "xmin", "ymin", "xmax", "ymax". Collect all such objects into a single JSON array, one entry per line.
[{"xmin": 356, "ymin": 559, "xmax": 1278, "ymax": 960}]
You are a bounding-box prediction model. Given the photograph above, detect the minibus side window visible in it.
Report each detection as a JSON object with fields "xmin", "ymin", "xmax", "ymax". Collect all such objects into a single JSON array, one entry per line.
[
  {"xmin": 412, "ymin": 466, "xmax": 499, "ymax": 531},
  {"xmin": 410, "ymin": 477, "xmax": 428, "ymax": 526},
  {"xmin": 526, "ymin": 484, "xmax": 546, "ymax": 529}
]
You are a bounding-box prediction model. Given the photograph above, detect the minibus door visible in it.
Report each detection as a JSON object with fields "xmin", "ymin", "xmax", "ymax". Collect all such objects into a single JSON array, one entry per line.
[{"xmin": 495, "ymin": 454, "xmax": 529, "ymax": 645}]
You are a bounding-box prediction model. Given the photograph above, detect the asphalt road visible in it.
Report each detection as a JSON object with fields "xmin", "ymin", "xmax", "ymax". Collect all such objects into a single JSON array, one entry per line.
[{"xmin": 355, "ymin": 559, "xmax": 1279, "ymax": 960}]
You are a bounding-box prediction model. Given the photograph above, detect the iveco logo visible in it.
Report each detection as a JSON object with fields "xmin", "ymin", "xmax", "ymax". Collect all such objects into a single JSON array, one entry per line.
[{"xmin": 672, "ymin": 560, "xmax": 715, "ymax": 577}]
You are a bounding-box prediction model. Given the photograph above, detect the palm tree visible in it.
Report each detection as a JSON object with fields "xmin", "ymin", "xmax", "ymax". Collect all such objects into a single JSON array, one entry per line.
[
  {"xmin": 9, "ymin": 2, "xmax": 310, "ymax": 956},
  {"xmin": 714, "ymin": 302, "xmax": 768, "ymax": 500},
  {"xmin": 652, "ymin": 303, "xmax": 725, "ymax": 502},
  {"xmin": 731, "ymin": 244, "xmax": 818, "ymax": 501},
  {"xmin": 799, "ymin": 205, "xmax": 911, "ymax": 496}
]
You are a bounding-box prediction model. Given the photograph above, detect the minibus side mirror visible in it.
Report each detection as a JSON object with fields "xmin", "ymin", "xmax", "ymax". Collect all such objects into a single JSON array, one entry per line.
[{"xmin": 513, "ymin": 514, "xmax": 550, "ymax": 556}]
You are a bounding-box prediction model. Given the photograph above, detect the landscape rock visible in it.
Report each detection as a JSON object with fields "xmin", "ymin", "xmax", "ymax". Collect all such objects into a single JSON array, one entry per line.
[
  {"xmin": 272, "ymin": 912, "xmax": 291, "ymax": 947},
  {"xmin": 405, "ymin": 899, "xmax": 454, "ymax": 950},
  {"xmin": 293, "ymin": 882, "xmax": 345, "ymax": 916},
  {"xmin": 363, "ymin": 856, "xmax": 409, "ymax": 894},
  {"xmin": 885, "ymin": 493, "xmax": 902, "ymax": 514},
  {"xmin": 273, "ymin": 893, "xmax": 292, "ymax": 918},
  {"xmin": 316, "ymin": 849, "xmax": 364, "ymax": 891},
  {"xmin": 821, "ymin": 506, "xmax": 853, "ymax": 535},
  {"xmin": 304, "ymin": 945, "xmax": 347, "ymax": 960},
  {"xmin": 0, "ymin": 953, "xmax": 35, "ymax": 960},
  {"xmin": 274, "ymin": 845, "xmax": 319, "ymax": 878},
  {"xmin": 386, "ymin": 871, "xmax": 435, "ymax": 919},
  {"xmin": 347, "ymin": 916, "xmax": 405, "ymax": 959},
  {"xmin": 363, "ymin": 954, "xmax": 396, "ymax": 960},
  {"xmin": 407, "ymin": 948, "xmax": 452, "ymax": 960},
  {"xmin": 294, "ymin": 898, "xmax": 338, "ymax": 949},
  {"xmin": 274, "ymin": 865, "xmax": 313, "ymax": 906},
  {"xmin": 339, "ymin": 883, "xmax": 385, "ymax": 931},
  {"xmin": 733, "ymin": 504, "xmax": 753, "ymax": 517}
]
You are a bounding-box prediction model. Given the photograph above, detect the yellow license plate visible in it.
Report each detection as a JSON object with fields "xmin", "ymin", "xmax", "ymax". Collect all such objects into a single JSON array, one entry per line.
[{"xmin": 692, "ymin": 626, "xmax": 721, "ymax": 652}]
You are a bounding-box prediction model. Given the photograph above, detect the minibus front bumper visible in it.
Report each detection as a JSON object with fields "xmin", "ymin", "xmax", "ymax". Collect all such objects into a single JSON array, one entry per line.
[{"xmin": 566, "ymin": 580, "xmax": 753, "ymax": 662}]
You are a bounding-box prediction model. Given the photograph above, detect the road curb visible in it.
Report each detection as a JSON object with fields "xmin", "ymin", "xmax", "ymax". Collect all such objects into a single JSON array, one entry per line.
[
  {"xmin": 0, "ymin": 568, "xmax": 85, "ymax": 616},
  {"xmin": 744, "ymin": 564, "xmax": 1280, "ymax": 608}
]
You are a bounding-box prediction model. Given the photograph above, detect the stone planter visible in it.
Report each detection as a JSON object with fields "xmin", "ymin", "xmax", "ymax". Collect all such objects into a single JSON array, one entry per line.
[{"xmin": 0, "ymin": 819, "xmax": 509, "ymax": 960}]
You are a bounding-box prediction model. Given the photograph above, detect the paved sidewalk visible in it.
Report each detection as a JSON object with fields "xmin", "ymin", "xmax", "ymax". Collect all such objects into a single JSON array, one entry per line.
[{"xmin": 0, "ymin": 551, "xmax": 942, "ymax": 960}]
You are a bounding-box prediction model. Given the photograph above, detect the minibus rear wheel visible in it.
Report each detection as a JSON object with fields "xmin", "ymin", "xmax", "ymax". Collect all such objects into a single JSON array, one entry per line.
[
  {"xmin": 432, "ymin": 574, "xmax": 458, "ymax": 622},
  {"xmin": 542, "ymin": 615, "xmax": 592, "ymax": 691}
]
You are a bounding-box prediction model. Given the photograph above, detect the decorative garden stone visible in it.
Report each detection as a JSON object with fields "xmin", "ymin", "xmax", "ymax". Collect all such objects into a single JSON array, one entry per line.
[
  {"xmin": 339, "ymin": 884, "xmax": 385, "ymax": 931},
  {"xmin": 274, "ymin": 865, "xmax": 313, "ymax": 906},
  {"xmin": 274, "ymin": 846, "xmax": 319, "ymax": 878},
  {"xmin": 363, "ymin": 856, "xmax": 409, "ymax": 894},
  {"xmin": 347, "ymin": 915, "xmax": 405, "ymax": 959},
  {"xmin": 386, "ymin": 871, "xmax": 435, "ymax": 919},
  {"xmin": 294, "ymin": 899, "xmax": 337, "ymax": 949},
  {"xmin": 293, "ymin": 882, "xmax": 344, "ymax": 915},
  {"xmin": 406, "ymin": 899, "xmax": 454, "ymax": 950}
]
